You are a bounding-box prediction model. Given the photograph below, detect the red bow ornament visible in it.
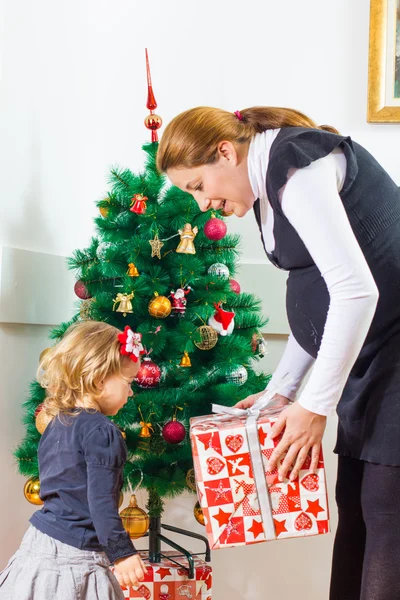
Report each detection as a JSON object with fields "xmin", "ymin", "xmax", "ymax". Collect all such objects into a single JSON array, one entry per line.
[{"xmin": 118, "ymin": 326, "xmax": 145, "ymax": 362}]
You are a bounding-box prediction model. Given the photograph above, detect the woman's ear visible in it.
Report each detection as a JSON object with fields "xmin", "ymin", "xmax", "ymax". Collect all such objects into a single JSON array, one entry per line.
[{"xmin": 217, "ymin": 141, "xmax": 239, "ymax": 166}]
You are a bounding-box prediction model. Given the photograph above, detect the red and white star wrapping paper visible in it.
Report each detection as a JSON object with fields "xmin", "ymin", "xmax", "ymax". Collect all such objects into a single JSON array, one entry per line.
[
  {"xmin": 190, "ymin": 406, "xmax": 330, "ymax": 549},
  {"xmin": 111, "ymin": 551, "xmax": 212, "ymax": 600}
]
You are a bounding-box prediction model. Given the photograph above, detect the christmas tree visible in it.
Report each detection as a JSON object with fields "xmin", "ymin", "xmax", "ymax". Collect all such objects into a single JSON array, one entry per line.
[{"xmin": 14, "ymin": 52, "xmax": 269, "ymax": 555}]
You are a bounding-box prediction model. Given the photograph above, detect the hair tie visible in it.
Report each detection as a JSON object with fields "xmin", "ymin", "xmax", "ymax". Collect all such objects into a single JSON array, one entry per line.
[{"xmin": 234, "ymin": 110, "xmax": 243, "ymax": 121}]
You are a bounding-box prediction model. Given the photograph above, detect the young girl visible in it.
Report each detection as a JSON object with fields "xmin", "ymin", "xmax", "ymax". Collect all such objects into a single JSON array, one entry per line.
[
  {"xmin": 0, "ymin": 320, "xmax": 147, "ymax": 599},
  {"xmin": 157, "ymin": 106, "xmax": 400, "ymax": 600}
]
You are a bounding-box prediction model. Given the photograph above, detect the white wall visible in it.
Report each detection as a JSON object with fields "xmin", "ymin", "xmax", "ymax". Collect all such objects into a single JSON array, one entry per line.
[{"xmin": 1, "ymin": 0, "xmax": 399, "ymax": 598}]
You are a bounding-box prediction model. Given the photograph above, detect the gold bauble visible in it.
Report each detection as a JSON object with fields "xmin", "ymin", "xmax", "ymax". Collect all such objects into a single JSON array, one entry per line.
[
  {"xmin": 120, "ymin": 494, "xmax": 150, "ymax": 539},
  {"xmin": 194, "ymin": 325, "xmax": 218, "ymax": 350},
  {"xmin": 119, "ymin": 491, "xmax": 124, "ymax": 508},
  {"xmin": 35, "ymin": 409, "xmax": 53, "ymax": 434},
  {"xmin": 24, "ymin": 477, "xmax": 44, "ymax": 505},
  {"xmin": 99, "ymin": 206, "xmax": 109, "ymax": 218},
  {"xmin": 186, "ymin": 468, "xmax": 197, "ymax": 491},
  {"xmin": 148, "ymin": 292, "xmax": 172, "ymax": 319},
  {"xmin": 194, "ymin": 501, "xmax": 205, "ymax": 526},
  {"xmin": 144, "ymin": 113, "xmax": 163, "ymax": 131},
  {"xmin": 39, "ymin": 347, "xmax": 51, "ymax": 363}
]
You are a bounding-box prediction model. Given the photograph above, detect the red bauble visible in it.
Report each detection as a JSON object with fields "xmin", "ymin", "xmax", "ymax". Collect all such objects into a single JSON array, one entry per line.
[
  {"xmin": 74, "ymin": 280, "xmax": 91, "ymax": 300},
  {"xmin": 204, "ymin": 217, "xmax": 227, "ymax": 241},
  {"xmin": 135, "ymin": 357, "xmax": 161, "ymax": 388},
  {"xmin": 229, "ymin": 279, "xmax": 241, "ymax": 294},
  {"xmin": 162, "ymin": 417, "xmax": 186, "ymax": 444}
]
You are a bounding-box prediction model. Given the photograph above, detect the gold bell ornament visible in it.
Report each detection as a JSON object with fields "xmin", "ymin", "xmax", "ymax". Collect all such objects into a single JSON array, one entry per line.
[
  {"xmin": 127, "ymin": 263, "xmax": 139, "ymax": 277},
  {"xmin": 113, "ymin": 292, "xmax": 134, "ymax": 317},
  {"xmin": 24, "ymin": 477, "xmax": 44, "ymax": 505},
  {"xmin": 179, "ymin": 351, "xmax": 191, "ymax": 367},
  {"xmin": 148, "ymin": 292, "xmax": 172, "ymax": 318},
  {"xmin": 138, "ymin": 407, "xmax": 155, "ymax": 438},
  {"xmin": 120, "ymin": 471, "xmax": 149, "ymax": 539}
]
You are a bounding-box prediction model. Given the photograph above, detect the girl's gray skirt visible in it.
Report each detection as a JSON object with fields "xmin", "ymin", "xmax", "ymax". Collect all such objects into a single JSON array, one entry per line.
[{"xmin": 0, "ymin": 525, "xmax": 124, "ymax": 599}]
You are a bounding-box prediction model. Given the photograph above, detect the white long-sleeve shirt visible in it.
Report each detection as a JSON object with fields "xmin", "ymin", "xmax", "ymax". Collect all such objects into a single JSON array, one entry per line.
[{"xmin": 248, "ymin": 131, "xmax": 379, "ymax": 416}]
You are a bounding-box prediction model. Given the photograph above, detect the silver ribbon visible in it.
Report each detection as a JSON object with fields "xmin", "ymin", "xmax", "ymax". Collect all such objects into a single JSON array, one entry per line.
[{"xmin": 211, "ymin": 374, "xmax": 292, "ymax": 541}]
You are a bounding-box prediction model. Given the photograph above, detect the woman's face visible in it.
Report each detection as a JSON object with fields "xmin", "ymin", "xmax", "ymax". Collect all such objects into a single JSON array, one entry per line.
[{"xmin": 167, "ymin": 141, "xmax": 255, "ymax": 218}]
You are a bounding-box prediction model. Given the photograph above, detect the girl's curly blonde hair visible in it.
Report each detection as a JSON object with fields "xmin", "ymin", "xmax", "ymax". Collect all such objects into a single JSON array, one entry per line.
[{"xmin": 38, "ymin": 320, "xmax": 124, "ymax": 419}]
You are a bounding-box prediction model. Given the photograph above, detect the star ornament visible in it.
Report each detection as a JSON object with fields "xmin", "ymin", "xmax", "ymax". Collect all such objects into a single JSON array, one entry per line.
[{"xmin": 149, "ymin": 234, "xmax": 164, "ymax": 259}]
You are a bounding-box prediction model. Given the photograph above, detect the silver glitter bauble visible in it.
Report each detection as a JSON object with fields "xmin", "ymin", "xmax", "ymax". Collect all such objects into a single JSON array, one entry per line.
[
  {"xmin": 226, "ymin": 366, "xmax": 248, "ymax": 386},
  {"xmin": 207, "ymin": 263, "xmax": 230, "ymax": 280}
]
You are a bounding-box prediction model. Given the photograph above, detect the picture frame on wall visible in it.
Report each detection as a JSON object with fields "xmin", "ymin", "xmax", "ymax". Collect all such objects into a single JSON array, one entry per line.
[{"xmin": 368, "ymin": 0, "xmax": 400, "ymax": 122}]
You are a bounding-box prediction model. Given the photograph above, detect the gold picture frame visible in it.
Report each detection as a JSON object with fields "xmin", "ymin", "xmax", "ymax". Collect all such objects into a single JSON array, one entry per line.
[{"xmin": 368, "ymin": 0, "xmax": 400, "ymax": 122}]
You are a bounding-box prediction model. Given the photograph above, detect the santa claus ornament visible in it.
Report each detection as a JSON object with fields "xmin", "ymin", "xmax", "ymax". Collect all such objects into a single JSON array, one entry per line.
[
  {"xmin": 208, "ymin": 302, "xmax": 235, "ymax": 336},
  {"xmin": 170, "ymin": 286, "xmax": 192, "ymax": 317}
]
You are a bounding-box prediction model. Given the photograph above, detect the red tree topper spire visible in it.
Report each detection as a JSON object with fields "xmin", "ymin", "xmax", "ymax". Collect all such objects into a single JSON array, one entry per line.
[
  {"xmin": 144, "ymin": 48, "xmax": 162, "ymax": 142},
  {"xmin": 145, "ymin": 48, "xmax": 157, "ymax": 111}
]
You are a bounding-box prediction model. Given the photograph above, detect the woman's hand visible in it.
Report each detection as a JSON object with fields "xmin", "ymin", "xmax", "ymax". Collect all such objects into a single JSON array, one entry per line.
[
  {"xmin": 114, "ymin": 553, "xmax": 147, "ymax": 589},
  {"xmin": 268, "ymin": 402, "xmax": 326, "ymax": 481},
  {"xmin": 234, "ymin": 391, "xmax": 291, "ymax": 410}
]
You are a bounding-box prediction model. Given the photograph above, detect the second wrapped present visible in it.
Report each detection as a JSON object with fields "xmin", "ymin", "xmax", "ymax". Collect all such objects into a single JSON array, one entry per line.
[{"xmin": 190, "ymin": 391, "xmax": 330, "ymax": 550}]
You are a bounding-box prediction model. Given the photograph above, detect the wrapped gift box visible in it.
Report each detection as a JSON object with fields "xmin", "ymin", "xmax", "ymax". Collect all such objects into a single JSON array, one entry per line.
[
  {"xmin": 190, "ymin": 404, "xmax": 330, "ymax": 550},
  {"xmin": 111, "ymin": 551, "xmax": 212, "ymax": 600}
]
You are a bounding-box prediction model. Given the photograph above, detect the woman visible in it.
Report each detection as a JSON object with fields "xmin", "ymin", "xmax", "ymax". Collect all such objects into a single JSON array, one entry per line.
[{"xmin": 157, "ymin": 106, "xmax": 400, "ymax": 600}]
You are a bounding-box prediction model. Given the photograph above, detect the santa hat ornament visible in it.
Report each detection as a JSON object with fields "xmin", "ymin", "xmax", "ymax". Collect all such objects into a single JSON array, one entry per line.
[{"xmin": 208, "ymin": 302, "xmax": 235, "ymax": 336}]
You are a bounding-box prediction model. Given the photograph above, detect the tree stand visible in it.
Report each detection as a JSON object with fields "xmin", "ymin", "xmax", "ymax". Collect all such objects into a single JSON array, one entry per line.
[{"xmin": 139, "ymin": 516, "xmax": 211, "ymax": 579}]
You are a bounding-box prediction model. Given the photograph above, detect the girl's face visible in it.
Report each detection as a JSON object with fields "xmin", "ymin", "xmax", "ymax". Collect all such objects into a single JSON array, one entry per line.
[
  {"xmin": 98, "ymin": 358, "xmax": 140, "ymax": 416},
  {"xmin": 167, "ymin": 141, "xmax": 255, "ymax": 218}
]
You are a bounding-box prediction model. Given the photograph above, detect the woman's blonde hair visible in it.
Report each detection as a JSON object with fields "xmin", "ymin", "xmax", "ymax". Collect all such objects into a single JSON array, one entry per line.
[
  {"xmin": 157, "ymin": 106, "xmax": 338, "ymax": 172},
  {"xmin": 38, "ymin": 320, "xmax": 124, "ymax": 419}
]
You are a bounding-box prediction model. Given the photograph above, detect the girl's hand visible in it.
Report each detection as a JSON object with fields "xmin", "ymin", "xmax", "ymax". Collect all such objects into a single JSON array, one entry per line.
[
  {"xmin": 234, "ymin": 391, "xmax": 291, "ymax": 410},
  {"xmin": 114, "ymin": 553, "xmax": 147, "ymax": 589},
  {"xmin": 268, "ymin": 402, "xmax": 326, "ymax": 482}
]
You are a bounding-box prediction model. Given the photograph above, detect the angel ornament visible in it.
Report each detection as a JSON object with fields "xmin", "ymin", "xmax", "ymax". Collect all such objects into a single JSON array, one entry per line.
[{"xmin": 176, "ymin": 223, "xmax": 198, "ymax": 254}]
